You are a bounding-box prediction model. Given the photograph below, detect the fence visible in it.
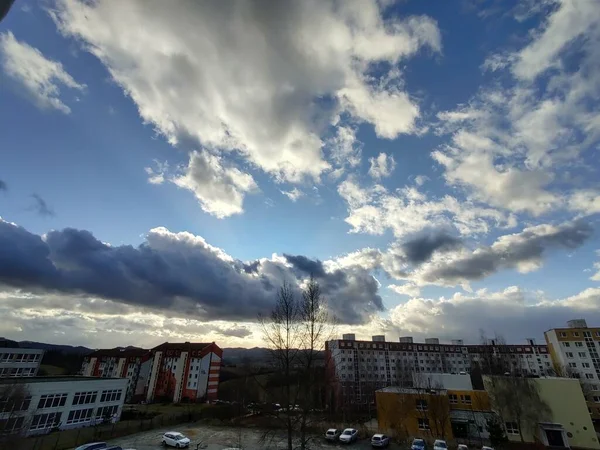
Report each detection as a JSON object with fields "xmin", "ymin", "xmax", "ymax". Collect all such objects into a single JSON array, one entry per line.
[{"xmin": 5, "ymin": 410, "xmax": 207, "ymax": 450}]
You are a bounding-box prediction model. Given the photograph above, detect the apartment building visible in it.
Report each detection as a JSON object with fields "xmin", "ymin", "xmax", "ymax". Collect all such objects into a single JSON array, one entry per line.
[
  {"xmin": 544, "ymin": 319, "xmax": 600, "ymax": 424},
  {"xmin": 0, "ymin": 376, "xmax": 128, "ymax": 436},
  {"xmin": 0, "ymin": 347, "xmax": 44, "ymax": 378},
  {"xmin": 326, "ymin": 334, "xmax": 551, "ymax": 407},
  {"xmin": 80, "ymin": 348, "xmax": 151, "ymax": 403},
  {"xmin": 144, "ymin": 342, "xmax": 222, "ymax": 403}
]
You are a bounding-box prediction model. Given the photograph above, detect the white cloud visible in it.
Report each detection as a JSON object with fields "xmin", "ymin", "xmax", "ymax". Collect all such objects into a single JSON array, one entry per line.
[
  {"xmin": 590, "ymin": 250, "xmax": 600, "ymax": 282},
  {"xmin": 172, "ymin": 150, "xmax": 258, "ymax": 218},
  {"xmin": 434, "ymin": 0, "xmax": 600, "ymax": 217},
  {"xmin": 337, "ymin": 177, "xmax": 515, "ymax": 238},
  {"xmin": 144, "ymin": 160, "xmax": 169, "ymax": 185},
  {"xmin": 388, "ymin": 283, "xmax": 420, "ymax": 297},
  {"xmin": 368, "ymin": 152, "xmax": 396, "ymax": 179},
  {"xmin": 281, "ymin": 187, "xmax": 304, "ymax": 202},
  {"xmin": 0, "ymin": 31, "xmax": 85, "ymax": 114},
  {"xmin": 52, "ymin": 0, "xmax": 439, "ymax": 184},
  {"xmin": 414, "ymin": 175, "xmax": 429, "ymax": 186},
  {"xmin": 329, "ymin": 126, "xmax": 362, "ymax": 170}
]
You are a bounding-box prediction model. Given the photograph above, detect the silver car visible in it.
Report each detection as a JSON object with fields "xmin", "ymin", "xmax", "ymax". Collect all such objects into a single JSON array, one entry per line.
[{"xmin": 371, "ymin": 433, "xmax": 390, "ymax": 447}]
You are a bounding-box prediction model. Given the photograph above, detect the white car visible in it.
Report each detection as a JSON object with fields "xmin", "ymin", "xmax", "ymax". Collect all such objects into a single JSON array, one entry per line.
[
  {"xmin": 339, "ymin": 428, "xmax": 358, "ymax": 444},
  {"xmin": 162, "ymin": 431, "xmax": 191, "ymax": 448},
  {"xmin": 482, "ymin": 447, "xmax": 494, "ymax": 450},
  {"xmin": 75, "ymin": 444, "xmax": 107, "ymax": 450},
  {"xmin": 458, "ymin": 445, "xmax": 468, "ymax": 450},
  {"xmin": 325, "ymin": 428, "xmax": 341, "ymax": 441},
  {"xmin": 371, "ymin": 433, "xmax": 390, "ymax": 447},
  {"xmin": 433, "ymin": 440, "xmax": 448, "ymax": 450}
]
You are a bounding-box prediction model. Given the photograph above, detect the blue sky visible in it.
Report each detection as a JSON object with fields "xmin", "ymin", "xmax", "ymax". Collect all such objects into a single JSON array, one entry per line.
[{"xmin": 1, "ymin": 0, "xmax": 600, "ymax": 348}]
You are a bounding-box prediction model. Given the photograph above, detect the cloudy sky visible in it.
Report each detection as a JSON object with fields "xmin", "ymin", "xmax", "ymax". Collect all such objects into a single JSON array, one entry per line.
[{"xmin": 1, "ymin": 0, "xmax": 600, "ymax": 349}]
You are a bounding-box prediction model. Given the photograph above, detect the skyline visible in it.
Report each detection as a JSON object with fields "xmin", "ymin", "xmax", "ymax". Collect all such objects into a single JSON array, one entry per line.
[{"xmin": 1, "ymin": 0, "xmax": 600, "ymax": 348}]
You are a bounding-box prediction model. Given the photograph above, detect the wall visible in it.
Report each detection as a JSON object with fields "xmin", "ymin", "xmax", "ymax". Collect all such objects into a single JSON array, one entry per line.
[{"xmin": 376, "ymin": 389, "xmax": 453, "ymax": 441}]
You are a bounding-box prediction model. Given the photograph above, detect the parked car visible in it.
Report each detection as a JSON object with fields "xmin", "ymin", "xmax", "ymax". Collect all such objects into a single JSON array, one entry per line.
[
  {"xmin": 411, "ymin": 438, "xmax": 427, "ymax": 450},
  {"xmin": 339, "ymin": 428, "xmax": 358, "ymax": 444},
  {"xmin": 162, "ymin": 431, "xmax": 191, "ymax": 448},
  {"xmin": 371, "ymin": 433, "xmax": 390, "ymax": 447},
  {"xmin": 457, "ymin": 445, "xmax": 468, "ymax": 450},
  {"xmin": 325, "ymin": 428, "xmax": 341, "ymax": 441},
  {"xmin": 75, "ymin": 444, "xmax": 108, "ymax": 450},
  {"xmin": 433, "ymin": 439, "xmax": 448, "ymax": 450}
]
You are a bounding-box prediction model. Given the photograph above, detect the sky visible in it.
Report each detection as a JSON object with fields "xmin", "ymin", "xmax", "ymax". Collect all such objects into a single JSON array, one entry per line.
[{"xmin": 1, "ymin": 0, "xmax": 600, "ymax": 349}]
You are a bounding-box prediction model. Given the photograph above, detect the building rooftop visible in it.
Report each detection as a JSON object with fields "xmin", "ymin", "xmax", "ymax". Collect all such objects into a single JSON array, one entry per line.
[
  {"xmin": 152, "ymin": 342, "xmax": 213, "ymax": 352},
  {"xmin": 377, "ymin": 386, "xmax": 448, "ymax": 395},
  {"xmin": 0, "ymin": 376, "xmax": 126, "ymax": 385},
  {"xmin": 87, "ymin": 347, "xmax": 150, "ymax": 358}
]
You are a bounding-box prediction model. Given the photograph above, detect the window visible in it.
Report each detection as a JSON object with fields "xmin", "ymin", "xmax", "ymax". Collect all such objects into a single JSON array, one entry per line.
[
  {"xmin": 100, "ymin": 390, "xmax": 122, "ymax": 402},
  {"xmin": 416, "ymin": 399, "xmax": 428, "ymax": 411},
  {"xmin": 38, "ymin": 394, "xmax": 67, "ymax": 409},
  {"xmin": 461, "ymin": 395, "xmax": 472, "ymax": 405},
  {"xmin": 448, "ymin": 394, "xmax": 458, "ymax": 404},
  {"xmin": 505, "ymin": 422, "xmax": 519, "ymax": 435},
  {"xmin": 67, "ymin": 408, "xmax": 94, "ymax": 424},
  {"xmin": 72, "ymin": 391, "xmax": 98, "ymax": 405},
  {"xmin": 96, "ymin": 404, "xmax": 119, "ymax": 419},
  {"xmin": 560, "ymin": 332, "xmax": 567, "ymax": 337},
  {"xmin": 584, "ymin": 331, "xmax": 592, "ymax": 338},
  {"xmin": 579, "ymin": 352, "xmax": 587, "ymax": 358},
  {"xmin": 0, "ymin": 395, "xmax": 31, "ymax": 413},
  {"xmin": 569, "ymin": 362, "xmax": 577, "ymax": 368},
  {"xmin": 586, "ymin": 373, "xmax": 595, "ymax": 380},
  {"xmin": 566, "ymin": 352, "xmax": 574, "ymax": 358},
  {"xmin": 596, "ymin": 331, "xmax": 600, "ymax": 337},
  {"xmin": 573, "ymin": 332, "xmax": 580, "ymax": 337},
  {"xmin": 593, "ymin": 396, "xmax": 600, "ymax": 403},
  {"xmin": 30, "ymin": 412, "xmax": 62, "ymax": 431},
  {"xmin": 563, "ymin": 342, "xmax": 571, "ymax": 347},
  {"xmin": 576, "ymin": 342, "xmax": 584, "ymax": 347},
  {"xmin": 583, "ymin": 363, "xmax": 591, "ymax": 368},
  {"xmin": 418, "ymin": 418, "xmax": 430, "ymax": 430},
  {"xmin": 0, "ymin": 416, "xmax": 25, "ymax": 434}
]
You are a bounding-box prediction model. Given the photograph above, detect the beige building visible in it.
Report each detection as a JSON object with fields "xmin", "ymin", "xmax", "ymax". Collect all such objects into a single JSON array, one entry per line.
[
  {"xmin": 484, "ymin": 376, "xmax": 599, "ymax": 449},
  {"xmin": 544, "ymin": 319, "xmax": 600, "ymax": 425}
]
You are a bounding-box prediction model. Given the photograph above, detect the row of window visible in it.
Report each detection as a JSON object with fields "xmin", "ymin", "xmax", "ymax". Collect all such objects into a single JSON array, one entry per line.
[
  {"xmin": 30, "ymin": 412, "xmax": 62, "ymax": 431},
  {"xmin": 38, "ymin": 394, "xmax": 67, "ymax": 409},
  {"xmin": 73, "ymin": 391, "xmax": 98, "ymax": 405},
  {"xmin": 564, "ymin": 349, "xmax": 589, "ymax": 358},
  {"xmin": 67, "ymin": 408, "xmax": 94, "ymax": 424},
  {"xmin": 0, "ymin": 395, "xmax": 31, "ymax": 413},
  {"xmin": 100, "ymin": 390, "xmax": 122, "ymax": 403},
  {"xmin": 559, "ymin": 331, "xmax": 600, "ymax": 338},
  {"xmin": 96, "ymin": 404, "xmax": 119, "ymax": 419},
  {"xmin": 448, "ymin": 394, "xmax": 472, "ymax": 405},
  {"xmin": 0, "ymin": 367, "xmax": 36, "ymax": 377},
  {"xmin": 0, "ymin": 353, "xmax": 41, "ymax": 363},
  {"xmin": 568, "ymin": 362, "xmax": 593, "ymax": 368},
  {"xmin": 0, "ymin": 416, "xmax": 25, "ymax": 434}
]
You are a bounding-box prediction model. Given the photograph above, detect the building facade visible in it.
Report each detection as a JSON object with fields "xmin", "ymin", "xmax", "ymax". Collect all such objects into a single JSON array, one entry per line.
[
  {"xmin": 0, "ymin": 347, "xmax": 44, "ymax": 378},
  {"xmin": 326, "ymin": 334, "xmax": 551, "ymax": 408},
  {"xmin": 0, "ymin": 376, "xmax": 128, "ymax": 436},
  {"xmin": 144, "ymin": 342, "xmax": 222, "ymax": 403},
  {"xmin": 544, "ymin": 319, "xmax": 600, "ymax": 424},
  {"xmin": 80, "ymin": 348, "xmax": 151, "ymax": 403},
  {"xmin": 484, "ymin": 376, "xmax": 599, "ymax": 449}
]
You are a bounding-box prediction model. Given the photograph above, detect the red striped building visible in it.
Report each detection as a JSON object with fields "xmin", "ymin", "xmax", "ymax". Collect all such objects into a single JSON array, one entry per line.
[{"xmin": 81, "ymin": 341, "xmax": 222, "ymax": 403}]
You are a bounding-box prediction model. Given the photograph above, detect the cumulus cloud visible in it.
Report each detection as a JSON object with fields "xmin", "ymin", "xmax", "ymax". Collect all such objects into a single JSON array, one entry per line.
[
  {"xmin": 337, "ymin": 177, "xmax": 516, "ymax": 238},
  {"xmin": 384, "ymin": 285, "xmax": 600, "ymax": 344},
  {"xmin": 51, "ymin": 0, "xmax": 439, "ymax": 184},
  {"xmin": 392, "ymin": 221, "xmax": 593, "ymax": 288},
  {"xmin": 172, "ymin": 150, "xmax": 258, "ymax": 218},
  {"xmin": 590, "ymin": 250, "xmax": 600, "ymax": 282},
  {"xmin": 368, "ymin": 152, "xmax": 396, "ymax": 179},
  {"xmin": 0, "ymin": 31, "xmax": 84, "ymax": 114},
  {"xmin": 0, "ymin": 219, "xmax": 383, "ymax": 324},
  {"xmin": 434, "ymin": 0, "xmax": 600, "ymax": 216}
]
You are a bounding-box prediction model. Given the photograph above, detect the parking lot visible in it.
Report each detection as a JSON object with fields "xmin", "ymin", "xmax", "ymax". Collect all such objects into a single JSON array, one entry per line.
[{"xmin": 99, "ymin": 424, "xmax": 406, "ymax": 450}]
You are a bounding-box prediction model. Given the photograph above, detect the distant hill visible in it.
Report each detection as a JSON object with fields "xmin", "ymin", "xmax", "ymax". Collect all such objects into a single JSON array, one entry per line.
[
  {"xmin": 222, "ymin": 347, "xmax": 270, "ymax": 365},
  {"xmin": 18, "ymin": 341, "xmax": 95, "ymax": 355}
]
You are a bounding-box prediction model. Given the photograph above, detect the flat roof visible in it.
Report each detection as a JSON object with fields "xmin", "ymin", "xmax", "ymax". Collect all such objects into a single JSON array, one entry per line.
[
  {"xmin": 377, "ymin": 386, "xmax": 448, "ymax": 395},
  {"xmin": 0, "ymin": 376, "xmax": 126, "ymax": 385}
]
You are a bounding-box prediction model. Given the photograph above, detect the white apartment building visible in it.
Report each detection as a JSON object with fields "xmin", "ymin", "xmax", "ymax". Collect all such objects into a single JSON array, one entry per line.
[
  {"xmin": 0, "ymin": 376, "xmax": 128, "ymax": 436},
  {"xmin": 0, "ymin": 347, "xmax": 44, "ymax": 378},
  {"xmin": 326, "ymin": 334, "xmax": 551, "ymax": 407},
  {"xmin": 544, "ymin": 319, "xmax": 600, "ymax": 424}
]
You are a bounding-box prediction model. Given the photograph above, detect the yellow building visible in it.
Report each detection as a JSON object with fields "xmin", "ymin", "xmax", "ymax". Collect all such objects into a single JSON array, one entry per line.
[
  {"xmin": 376, "ymin": 387, "xmax": 491, "ymax": 442},
  {"xmin": 484, "ymin": 376, "xmax": 600, "ymax": 449},
  {"xmin": 544, "ymin": 319, "xmax": 600, "ymax": 425}
]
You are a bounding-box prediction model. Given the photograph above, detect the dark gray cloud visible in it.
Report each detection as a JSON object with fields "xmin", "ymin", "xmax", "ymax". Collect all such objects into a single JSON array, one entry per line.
[
  {"xmin": 423, "ymin": 221, "xmax": 593, "ymax": 284},
  {"xmin": 29, "ymin": 194, "xmax": 55, "ymax": 217},
  {"xmin": 0, "ymin": 179, "xmax": 7, "ymax": 191},
  {"xmin": 0, "ymin": 220, "xmax": 383, "ymax": 324},
  {"xmin": 401, "ymin": 232, "xmax": 463, "ymax": 264}
]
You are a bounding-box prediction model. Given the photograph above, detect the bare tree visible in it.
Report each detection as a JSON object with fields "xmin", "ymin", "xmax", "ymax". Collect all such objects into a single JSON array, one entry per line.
[
  {"xmin": 485, "ymin": 375, "xmax": 551, "ymax": 443},
  {"xmin": 260, "ymin": 278, "xmax": 336, "ymax": 450},
  {"xmin": 0, "ymin": 382, "xmax": 32, "ymax": 450}
]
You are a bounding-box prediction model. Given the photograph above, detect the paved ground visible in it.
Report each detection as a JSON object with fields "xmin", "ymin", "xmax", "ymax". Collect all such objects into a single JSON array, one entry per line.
[{"xmin": 98, "ymin": 424, "xmax": 406, "ymax": 450}]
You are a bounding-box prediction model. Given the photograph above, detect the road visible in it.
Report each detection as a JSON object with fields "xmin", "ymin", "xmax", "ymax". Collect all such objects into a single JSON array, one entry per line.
[{"xmin": 99, "ymin": 424, "xmax": 405, "ymax": 450}]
